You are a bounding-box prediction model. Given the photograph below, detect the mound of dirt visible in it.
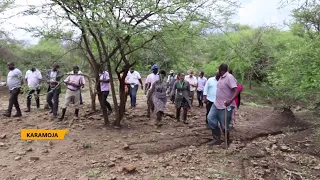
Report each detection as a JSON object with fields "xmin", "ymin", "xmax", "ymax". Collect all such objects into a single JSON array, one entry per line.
[{"xmin": 233, "ymin": 108, "xmax": 311, "ymax": 142}]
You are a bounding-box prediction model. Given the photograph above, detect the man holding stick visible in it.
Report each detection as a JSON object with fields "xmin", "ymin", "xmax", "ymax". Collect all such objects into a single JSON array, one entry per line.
[
  {"xmin": 207, "ymin": 64, "xmax": 238, "ymax": 146},
  {"xmin": 46, "ymin": 64, "xmax": 63, "ymax": 118}
]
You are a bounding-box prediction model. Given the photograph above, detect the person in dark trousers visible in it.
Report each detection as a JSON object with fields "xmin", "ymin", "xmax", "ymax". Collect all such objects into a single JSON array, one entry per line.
[
  {"xmin": 172, "ymin": 73, "xmax": 191, "ymax": 124},
  {"xmin": 99, "ymin": 68, "xmax": 112, "ymax": 114},
  {"xmin": 46, "ymin": 64, "xmax": 63, "ymax": 118},
  {"xmin": 24, "ymin": 67, "xmax": 42, "ymax": 112},
  {"xmin": 126, "ymin": 67, "xmax": 143, "ymax": 109},
  {"xmin": 3, "ymin": 62, "xmax": 23, "ymax": 117},
  {"xmin": 203, "ymin": 70, "xmax": 220, "ymax": 125},
  {"xmin": 197, "ymin": 71, "xmax": 207, "ymax": 107}
]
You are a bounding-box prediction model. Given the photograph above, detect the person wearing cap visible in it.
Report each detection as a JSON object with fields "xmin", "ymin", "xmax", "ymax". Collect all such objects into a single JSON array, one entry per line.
[
  {"xmin": 126, "ymin": 67, "xmax": 143, "ymax": 108},
  {"xmin": 197, "ymin": 71, "xmax": 207, "ymax": 107},
  {"xmin": 46, "ymin": 63, "xmax": 63, "ymax": 118},
  {"xmin": 184, "ymin": 70, "xmax": 198, "ymax": 106},
  {"xmin": 58, "ymin": 65, "xmax": 85, "ymax": 120},
  {"xmin": 166, "ymin": 70, "xmax": 176, "ymax": 103},
  {"xmin": 145, "ymin": 64, "xmax": 160, "ymax": 117}
]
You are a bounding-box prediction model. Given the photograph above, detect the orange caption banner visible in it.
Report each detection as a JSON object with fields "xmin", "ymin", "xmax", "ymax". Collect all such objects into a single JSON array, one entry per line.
[{"xmin": 21, "ymin": 129, "xmax": 69, "ymax": 140}]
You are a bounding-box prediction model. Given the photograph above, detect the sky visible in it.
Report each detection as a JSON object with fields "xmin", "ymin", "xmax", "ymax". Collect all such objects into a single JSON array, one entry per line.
[{"xmin": 1, "ymin": 0, "xmax": 296, "ymax": 45}]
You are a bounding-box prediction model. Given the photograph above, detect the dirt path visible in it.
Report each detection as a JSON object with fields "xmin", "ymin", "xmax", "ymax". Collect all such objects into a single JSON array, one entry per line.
[{"xmin": 0, "ymin": 88, "xmax": 320, "ymax": 180}]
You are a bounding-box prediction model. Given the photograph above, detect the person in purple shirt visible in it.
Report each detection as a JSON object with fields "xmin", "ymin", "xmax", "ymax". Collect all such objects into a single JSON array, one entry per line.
[
  {"xmin": 197, "ymin": 71, "xmax": 207, "ymax": 107},
  {"xmin": 59, "ymin": 65, "xmax": 85, "ymax": 120},
  {"xmin": 99, "ymin": 68, "xmax": 112, "ymax": 115},
  {"xmin": 207, "ymin": 64, "xmax": 238, "ymax": 146}
]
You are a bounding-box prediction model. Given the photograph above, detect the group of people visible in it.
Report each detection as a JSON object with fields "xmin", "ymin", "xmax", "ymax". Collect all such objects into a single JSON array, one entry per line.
[
  {"xmin": 2, "ymin": 62, "xmax": 113, "ymax": 121},
  {"xmin": 4, "ymin": 61, "xmax": 242, "ymax": 146},
  {"xmin": 138, "ymin": 63, "xmax": 242, "ymax": 146}
]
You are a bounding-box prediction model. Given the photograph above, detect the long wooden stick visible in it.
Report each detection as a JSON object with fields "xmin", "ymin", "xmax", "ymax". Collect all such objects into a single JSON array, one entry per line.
[{"xmin": 225, "ymin": 108, "xmax": 228, "ymax": 150}]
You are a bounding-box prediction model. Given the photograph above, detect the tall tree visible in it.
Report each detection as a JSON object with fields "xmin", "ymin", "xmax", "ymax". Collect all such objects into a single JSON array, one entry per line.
[{"xmin": 23, "ymin": 0, "xmax": 237, "ymax": 126}]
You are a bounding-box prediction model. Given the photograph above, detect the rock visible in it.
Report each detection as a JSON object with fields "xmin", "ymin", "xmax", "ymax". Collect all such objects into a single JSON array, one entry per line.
[
  {"xmin": 279, "ymin": 145, "xmax": 291, "ymax": 152},
  {"xmin": 295, "ymin": 106, "xmax": 302, "ymax": 111},
  {"xmin": 207, "ymin": 168, "xmax": 216, "ymax": 174},
  {"xmin": 78, "ymin": 175, "xmax": 89, "ymax": 180},
  {"xmin": 108, "ymin": 162, "xmax": 116, "ymax": 167},
  {"xmin": 15, "ymin": 156, "xmax": 21, "ymax": 161},
  {"xmin": 123, "ymin": 144, "xmax": 130, "ymax": 150},
  {"xmin": 313, "ymin": 164, "xmax": 320, "ymax": 170},
  {"xmin": 110, "ymin": 157, "xmax": 116, "ymax": 162},
  {"xmin": 16, "ymin": 151, "xmax": 26, "ymax": 155},
  {"xmin": 90, "ymin": 160, "xmax": 98, "ymax": 164},
  {"xmin": 29, "ymin": 175, "xmax": 38, "ymax": 180},
  {"xmin": 42, "ymin": 150, "xmax": 49, "ymax": 154},
  {"xmin": 166, "ymin": 166, "xmax": 173, "ymax": 169},
  {"xmin": 26, "ymin": 147, "xmax": 33, "ymax": 152},
  {"xmin": 115, "ymin": 155, "xmax": 123, "ymax": 159},
  {"xmin": 195, "ymin": 176, "xmax": 201, "ymax": 180},
  {"xmin": 0, "ymin": 134, "xmax": 6, "ymax": 139},
  {"xmin": 122, "ymin": 164, "xmax": 137, "ymax": 173},
  {"xmin": 108, "ymin": 176, "xmax": 117, "ymax": 180},
  {"xmin": 30, "ymin": 157, "xmax": 40, "ymax": 161},
  {"xmin": 181, "ymin": 173, "xmax": 189, "ymax": 178},
  {"xmin": 170, "ymin": 173, "xmax": 179, "ymax": 177},
  {"xmin": 0, "ymin": 142, "xmax": 5, "ymax": 147},
  {"xmin": 190, "ymin": 167, "xmax": 196, "ymax": 170}
]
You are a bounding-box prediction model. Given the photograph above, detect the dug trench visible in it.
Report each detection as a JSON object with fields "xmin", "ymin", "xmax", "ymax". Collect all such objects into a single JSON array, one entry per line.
[{"xmin": 0, "ymin": 89, "xmax": 320, "ymax": 179}]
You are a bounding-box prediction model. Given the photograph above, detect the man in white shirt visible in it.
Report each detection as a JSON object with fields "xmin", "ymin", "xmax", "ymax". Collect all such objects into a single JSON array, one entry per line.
[
  {"xmin": 3, "ymin": 62, "xmax": 23, "ymax": 117},
  {"xmin": 184, "ymin": 70, "xmax": 198, "ymax": 106},
  {"xmin": 126, "ymin": 67, "xmax": 143, "ymax": 108},
  {"xmin": 197, "ymin": 71, "xmax": 207, "ymax": 108},
  {"xmin": 203, "ymin": 70, "xmax": 220, "ymax": 125},
  {"xmin": 24, "ymin": 67, "xmax": 42, "ymax": 112},
  {"xmin": 145, "ymin": 64, "xmax": 160, "ymax": 117},
  {"xmin": 59, "ymin": 65, "xmax": 85, "ymax": 120}
]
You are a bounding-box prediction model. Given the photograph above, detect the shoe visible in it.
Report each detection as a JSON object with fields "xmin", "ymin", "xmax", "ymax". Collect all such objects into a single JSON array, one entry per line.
[
  {"xmin": 58, "ymin": 108, "xmax": 67, "ymax": 121},
  {"xmin": 3, "ymin": 113, "xmax": 11, "ymax": 117},
  {"xmin": 13, "ymin": 114, "xmax": 22, "ymax": 117},
  {"xmin": 74, "ymin": 109, "xmax": 79, "ymax": 118},
  {"xmin": 208, "ymin": 129, "xmax": 221, "ymax": 146}
]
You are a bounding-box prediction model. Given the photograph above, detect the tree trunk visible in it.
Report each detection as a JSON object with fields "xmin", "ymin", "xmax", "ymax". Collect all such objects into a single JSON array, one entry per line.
[
  {"xmin": 117, "ymin": 72, "xmax": 128, "ymax": 121},
  {"xmin": 105, "ymin": 61, "xmax": 120, "ymax": 127}
]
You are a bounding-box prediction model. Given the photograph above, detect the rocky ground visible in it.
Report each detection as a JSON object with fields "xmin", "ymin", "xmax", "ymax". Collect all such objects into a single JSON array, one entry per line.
[{"xmin": 0, "ymin": 86, "xmax": 320, "ymax": 180}]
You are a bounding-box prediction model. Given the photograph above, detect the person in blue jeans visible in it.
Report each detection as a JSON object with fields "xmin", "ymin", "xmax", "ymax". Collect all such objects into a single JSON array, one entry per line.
[
  {"xmin": 126, "ymin": 67, "xmax": 143, "ymax": 108},
  {"xmin": 207, "ymin": 64, "xmax": 238, "ymax": 147}
]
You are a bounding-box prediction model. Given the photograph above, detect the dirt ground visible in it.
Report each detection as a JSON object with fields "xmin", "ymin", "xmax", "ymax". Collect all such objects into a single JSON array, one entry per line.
[{"xmin": 0, "ymin": 86, "xmax": 320, "ymax": 180}]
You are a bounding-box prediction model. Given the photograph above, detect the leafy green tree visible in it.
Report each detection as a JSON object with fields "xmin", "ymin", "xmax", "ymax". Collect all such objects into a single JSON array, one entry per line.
[{"xmin": 23, "ymin": 0, "xmax": 237, "ymax": 126}]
